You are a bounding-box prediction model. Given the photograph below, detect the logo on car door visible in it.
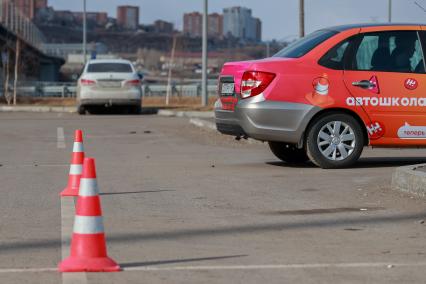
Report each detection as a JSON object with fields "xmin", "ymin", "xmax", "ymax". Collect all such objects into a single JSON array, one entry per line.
[{"xmin": 404, "ymin": 78, "xmax": 418, "ymax": 90}]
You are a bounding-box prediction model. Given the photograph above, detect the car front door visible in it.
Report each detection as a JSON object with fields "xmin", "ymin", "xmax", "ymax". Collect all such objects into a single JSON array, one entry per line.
[{"xmin": 343, "ymin": 28, "xmax": 426, "ymax": 146}]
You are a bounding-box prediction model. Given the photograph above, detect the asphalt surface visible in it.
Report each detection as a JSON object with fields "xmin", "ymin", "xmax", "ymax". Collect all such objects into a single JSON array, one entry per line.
[{"xmin": 0, "ymin": 112, "xmax": 426, "ymax": 283}]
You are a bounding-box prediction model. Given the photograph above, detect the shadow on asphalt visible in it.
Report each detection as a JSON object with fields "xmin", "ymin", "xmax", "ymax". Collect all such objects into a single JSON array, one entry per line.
[
  {"xmin": 121, "ymin": 255, "xmax": 248, "ymax": 268},
  {"xmin": 85, "ymin": 106, "xmax": 159, "ymax": 115},
  {"xmin": 266, "ymin": 156, "xmax": 426, "ymax": 169},
  {"xmin": 100, "ymin": 190, "xmax": 175, "ymax": 196},
  {"xmin": 2, "ymin": 212, "xmax": 426, "ymax": 253}
]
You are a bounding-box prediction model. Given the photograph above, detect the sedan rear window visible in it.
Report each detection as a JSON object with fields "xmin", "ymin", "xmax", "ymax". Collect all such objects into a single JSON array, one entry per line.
[
  {"xmin": 274, "ymin": 30, "xmax": 338, "ymax": 58},
  {"xmin": 87, "ymin": 63, "xmax": 133, "ymax": 73}
]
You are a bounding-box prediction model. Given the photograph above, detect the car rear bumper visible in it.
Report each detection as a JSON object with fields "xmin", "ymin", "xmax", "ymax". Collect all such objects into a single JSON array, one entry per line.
[
  {"xmin": 215, "ymin": 95, "xmax": 321, "ymax": 144},
  {"xmin": 79, "ymin": 98, "xmax": 141, "ymax": 107}
]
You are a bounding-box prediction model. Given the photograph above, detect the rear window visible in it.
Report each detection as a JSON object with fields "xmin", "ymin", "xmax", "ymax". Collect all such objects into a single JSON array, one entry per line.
[
  {"xmin": 87, "ymin": 63, "xmax": 133, "ymax": 73},
  {"xmin": 273, "ymin": 30, "xmax": 338, "ymax": 58}
]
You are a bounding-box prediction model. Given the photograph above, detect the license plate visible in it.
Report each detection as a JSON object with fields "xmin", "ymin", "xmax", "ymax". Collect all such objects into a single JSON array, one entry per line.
[
  {"xmin": 99, "ymin": 81, "xmax": 122, "ymax": 88},
  {"xmin": 221, "ymin": 83, "xmax": 234, "ymax": 95}
]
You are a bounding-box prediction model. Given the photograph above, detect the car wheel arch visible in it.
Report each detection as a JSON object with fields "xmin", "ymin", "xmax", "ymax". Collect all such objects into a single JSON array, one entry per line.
[{"xmin": 303, "ymin": 108, "xmax": 369, "ymax": 147}]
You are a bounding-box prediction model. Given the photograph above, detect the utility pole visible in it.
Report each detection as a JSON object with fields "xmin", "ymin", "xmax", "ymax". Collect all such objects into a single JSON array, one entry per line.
[
  {"xmin": 388, "ymin": 0, "xmax": 392, "ymax": 22},
  {"xmin": 166, "ymin": 35, "xmax": 177, "ymax": 106},
  {"xmin": 83, "ymin": 0, "xmax": 87, "ymax": 64},
  {"xmin": 13, "ymin": 39, "xmax": 20, "ymax": 105},
  {"xmin": 201, "ymin": 0, "xmax": 208, "ymax": 107},
  {"xmin": 299, "ymin": 0, "xmax": 305, "ymax": 38}
]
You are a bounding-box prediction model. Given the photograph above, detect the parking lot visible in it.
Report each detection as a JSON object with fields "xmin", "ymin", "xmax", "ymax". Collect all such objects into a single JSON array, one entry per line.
[{"xmin": 1, "ymin": 112, "xmax": 426, "ymax": 283}]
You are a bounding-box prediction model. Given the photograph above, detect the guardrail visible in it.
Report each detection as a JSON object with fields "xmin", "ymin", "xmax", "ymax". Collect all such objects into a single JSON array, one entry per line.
[
  {"xmin": 0, "ymin": 82, "xmax": 219, "ymax": 98},
  {"xmin": 143, "ymin": 84, "xmax": 218, "ymax": 97}
]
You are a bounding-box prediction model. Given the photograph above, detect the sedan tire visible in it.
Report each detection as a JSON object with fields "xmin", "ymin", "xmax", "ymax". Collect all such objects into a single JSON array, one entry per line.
[
  {"xmin": 306, "ymin": 113, "xmax": 364, "ymax": 169},
  {"xmin": 268, "ymin": 142, "xmax": 309, "ymax": 164}
]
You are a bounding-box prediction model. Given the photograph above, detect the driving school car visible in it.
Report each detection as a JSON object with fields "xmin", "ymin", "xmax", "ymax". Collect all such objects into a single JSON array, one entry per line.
[{"xmin": 215, "ymin": 23, "xmax": 426, "ymax": 169}]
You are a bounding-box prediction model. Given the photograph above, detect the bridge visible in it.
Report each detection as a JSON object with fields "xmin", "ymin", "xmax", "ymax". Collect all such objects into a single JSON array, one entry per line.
[{"xmin": 0, "ymin": 0, "xmax": 64, "ymax": 103}]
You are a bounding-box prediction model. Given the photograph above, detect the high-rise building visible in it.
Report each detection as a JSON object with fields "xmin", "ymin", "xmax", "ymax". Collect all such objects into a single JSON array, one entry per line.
[
  {"xmin": 223, "ymin": 6, "xmax": 261, "ymax": 42},
  {"xmin": 183, "ymin": 12, "xmax": 202, "ymax": 38},
  {"xmin": 208, "ymin": 13, "xmax": 223, "ymax": 39},
  {"xmin": 254, "ymin": 18, "xmax": 262, "ymax": 42},
  {"xmin": 117, "ymin": 5, "xmax": 139, "ymax": 30},
  {"xmin": 184, "ymin": 12, "xmax": 223, "ymax": 39}
]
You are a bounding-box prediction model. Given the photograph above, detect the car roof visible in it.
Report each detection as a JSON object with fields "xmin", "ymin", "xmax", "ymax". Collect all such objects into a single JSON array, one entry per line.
[
  {"xmin": 324, "ymin": 23, "xmax": 426, "ymax": 32},
  {"xmin": 88, "ymin": 59, "xmax": 132, "ymax": 64}
]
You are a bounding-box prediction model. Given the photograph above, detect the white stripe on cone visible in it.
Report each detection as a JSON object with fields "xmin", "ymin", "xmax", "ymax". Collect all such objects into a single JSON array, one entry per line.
[
  {"xmin": 79, "ymin": 179, "xmax": 99, "ymax": 196},
  {"xmin": 73, "ymin": 142, "xmax": 84, "ymax": 153},
  {"xmin": 69, "ymin": 164, "xmax": 83, "ymax": 175},
  {"xmin": 73, "ymin": 216, "xmax": 104, "ymax": 234},
  {"xmin": 315, "ymin": 83, "xmax": 328, "ymax": 95}
]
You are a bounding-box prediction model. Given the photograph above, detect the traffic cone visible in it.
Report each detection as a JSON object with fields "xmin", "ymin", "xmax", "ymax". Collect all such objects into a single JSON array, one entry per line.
[
  {"xmin": 61, "ymin": 130, "xmax": 84, "ymax": 197},
  {"xmin": 59, "ymin": 157, "xmax": 120, "ymax": 272}
]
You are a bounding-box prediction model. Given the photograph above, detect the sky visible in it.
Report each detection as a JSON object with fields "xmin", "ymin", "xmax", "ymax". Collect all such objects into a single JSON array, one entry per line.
[{"xmin": 50, "ymin": 0, "xmax": 426, "ymax": 41}]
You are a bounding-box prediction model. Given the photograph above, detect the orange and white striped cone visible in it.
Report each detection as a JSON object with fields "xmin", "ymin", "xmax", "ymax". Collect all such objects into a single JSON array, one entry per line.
[
  {"xmin": 61, "ymin": 130, "xmax": 84, "ymax": 197},
  {"xmin": 59, "ymin": 157, "xmax": 120, "ymax": 272}
]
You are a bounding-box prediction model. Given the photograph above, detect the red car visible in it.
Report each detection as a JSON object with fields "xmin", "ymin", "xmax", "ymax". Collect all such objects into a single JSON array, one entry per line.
[{"xmin": 215, "ymin": 23, "xmax": 426, "ymax": 168}]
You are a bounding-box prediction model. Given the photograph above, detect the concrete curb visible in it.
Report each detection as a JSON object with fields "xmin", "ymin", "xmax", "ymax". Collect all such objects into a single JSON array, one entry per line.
[
  {"xmin": 0, "ymin": 105, "xmax": 76, "ymax": 113},
  {"xmin": 189, "ymin": 118, "xmax": 262, "ymax": 145},
  {"xmin": 391, "ymin": 164, "xmax": 426, "ymax": 198},
  {"xmin": 158, "ymin": 109, "xmax": 214, "ymax": 118},
  {"xmin": 189, "ymin": 118, "xmax": 217, "ymax": 131}
]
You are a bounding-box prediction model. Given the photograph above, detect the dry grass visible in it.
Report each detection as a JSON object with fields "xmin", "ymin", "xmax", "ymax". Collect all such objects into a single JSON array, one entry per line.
[
  {"xmin": 0, "ymin": 96, "xmax": 216, "ymax": 111},
  {"xmin": 142, "ymin": 96, "xmax": 216, "ymax": 111}
]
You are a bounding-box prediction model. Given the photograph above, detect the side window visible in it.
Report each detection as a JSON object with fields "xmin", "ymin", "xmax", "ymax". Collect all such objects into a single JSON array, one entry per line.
[
  {"xmin": 318, "ymin": 39, "xmax": 351, "ymax": 70},
  {"xmin": 350, "ymin": 31, "xmax": 425, "ymax": 73}
]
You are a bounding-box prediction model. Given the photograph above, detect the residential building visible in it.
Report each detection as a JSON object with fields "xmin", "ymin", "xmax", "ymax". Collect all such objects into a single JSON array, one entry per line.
[
  {"xmin": 208, "ymin": 13, "xmax": 223, "ymax": 39},
  {"xmin": 184, "ymin": 12, "xmax": 224, "ymax": 38},
  {"xmin": 254, "ymin": 17, "xmax": 262, "ymax": 42},
  {"xmin": 117, "ymin": 5, "xmax": 139, "ymax": 30},
  {"xmin": 223, "ymin": 6, "xmax": 261, "ymax": 42},
  {"xmin": 154, "ymin": 20, "xmax": 174, "ymax": 34},
  {"xmin": 73, "ymin": 12, "xmax": 108, "ymax": 27},
  {"xmin": 183, "ymin": 12, "xmax": 202, "ymax": 37}
]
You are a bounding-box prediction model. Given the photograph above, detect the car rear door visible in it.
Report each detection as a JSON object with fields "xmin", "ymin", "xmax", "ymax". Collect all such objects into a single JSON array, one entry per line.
[{"xmin": 342, "ymin": 27, "xmax": 426, "ymax": 145}]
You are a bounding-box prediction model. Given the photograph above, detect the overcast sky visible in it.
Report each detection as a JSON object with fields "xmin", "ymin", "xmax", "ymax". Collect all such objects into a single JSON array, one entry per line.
[{"xmin": 50, "ymin": 0, "xmax": 426, "ymax": 40}]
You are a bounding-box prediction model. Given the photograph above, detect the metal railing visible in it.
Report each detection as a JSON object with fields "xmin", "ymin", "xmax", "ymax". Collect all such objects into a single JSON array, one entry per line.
[
  {"xmin": 0, "ymin": 0, "xmax": 45, "ymax": 49},
  {"xmin": 0, "ymin": 82, "xmax": 219, "ymax": 98},
  {"xmin": 143, "ymin": 83, "xmax": 218, "ymax": 97}
]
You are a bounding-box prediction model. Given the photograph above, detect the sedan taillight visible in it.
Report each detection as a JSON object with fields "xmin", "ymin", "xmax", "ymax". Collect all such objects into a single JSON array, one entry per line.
[
  {"xmin": 241, "ymin": 71, "xmax": 275, "ymax": 99},
  {"xmin": 125, "ymin": 79, "xmax": 141, "ymax": 86},
  {"xmin": 81, "ymin": 79, "xmax": 96, "ymax": 86}
]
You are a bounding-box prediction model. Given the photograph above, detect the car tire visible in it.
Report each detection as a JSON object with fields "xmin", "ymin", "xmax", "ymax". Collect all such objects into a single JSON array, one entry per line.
[
  {"xmin": 133, "ymin": 106, "xmax": 142, "ymax": 114},
  {"xmin": 77, "ymin": 105, "xmax": 86, "ymax": 115},
  {"xmin": 268, "ymin": 142, "xmax": 309, "ymax": 164},
  {"xmin": 306, "ymin": 113, "xmax": 364, "ymax": 169}
]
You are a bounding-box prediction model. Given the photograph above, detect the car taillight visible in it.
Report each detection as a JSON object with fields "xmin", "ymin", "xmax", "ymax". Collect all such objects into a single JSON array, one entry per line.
[
  {"xmin": 81, "ymin": 79, "xmax": 96, "ymax": 86},
  {"xmin": 125, "ymin": 79, "xmax": 141, "ymax": 86},
  {"xmin": 241, "ymin": 71, "xmax": 275, "ymax": 98}
]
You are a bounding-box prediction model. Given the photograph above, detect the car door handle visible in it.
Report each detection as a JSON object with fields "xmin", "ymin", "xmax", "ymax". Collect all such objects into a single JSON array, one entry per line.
[{"xmin": 352, "ymin": 80, "xmax": 375, "ymax": 89}]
